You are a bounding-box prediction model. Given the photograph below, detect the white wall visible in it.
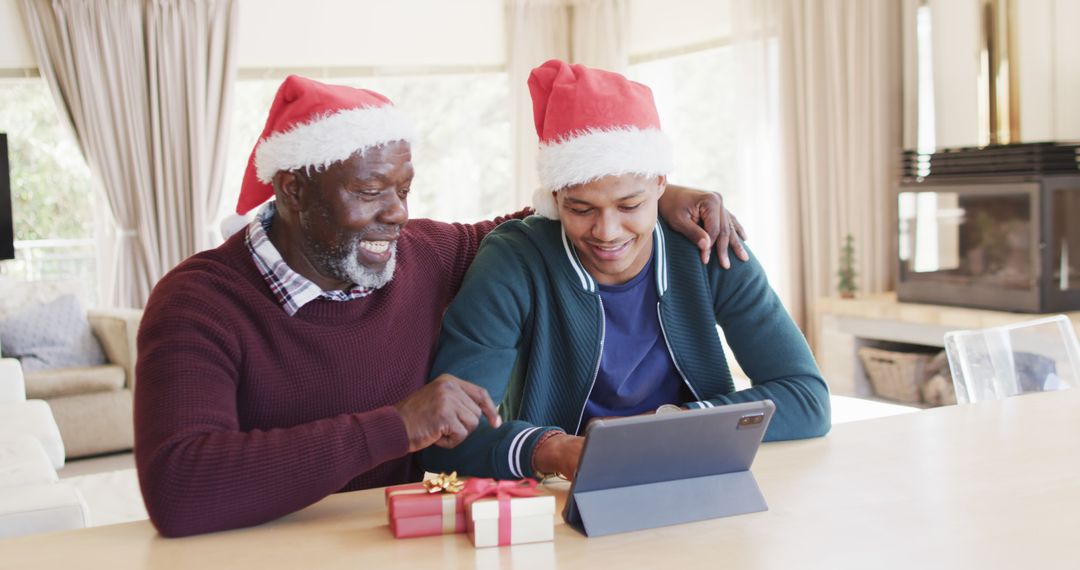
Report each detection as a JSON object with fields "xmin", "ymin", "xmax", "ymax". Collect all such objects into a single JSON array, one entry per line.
[
  {"xmin": 235, "ymin": 0, "xmax": 506, "ymax": 69},
  {"xmin": 1052, "ymin": 0, "xmax": 1080, "ymax": 140},
  {"xmin": 929, "ymin": 0, "xmax": 983, "ymax": 148},
  {"xmin": 629, "ymin": 0, "xmax": 731, "ymax": 57},
  {"xmin": 930, "ymin": 0, "xmax": 1080, "ymax": 147},
  {"xmin": 0, "ymin": 0, "xmax": 36, "ymax": 69},
  {"xmin": 1016, "ymin": 0, "xmax": 1055, "ymax": 142}
]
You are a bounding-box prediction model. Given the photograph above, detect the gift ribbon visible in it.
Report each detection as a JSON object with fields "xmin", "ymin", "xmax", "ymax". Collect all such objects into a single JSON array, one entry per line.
[
  {"xmin": 424, "ymin": 471, "xmax": 465, "ymax": 494},
  {"xmin": 428, "ymin": 472, "xmax": 465, "ymax": 533},
  {"xmin": 462, "ymin": 478, "xmax": 542, "ymax": 546},
  {"xmin": 388, "ymin": 472, "xmax": 465, "ymax": 534}
]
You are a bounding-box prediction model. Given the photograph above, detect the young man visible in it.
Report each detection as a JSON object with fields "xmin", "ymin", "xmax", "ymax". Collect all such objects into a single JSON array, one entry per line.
[
  {"xmin": 135, "ymin": 75, "xmax": 745, "ymax": 536},
  {"xmin": 422, "ymin": 60, "xmax": 831, "ymax": 480}
]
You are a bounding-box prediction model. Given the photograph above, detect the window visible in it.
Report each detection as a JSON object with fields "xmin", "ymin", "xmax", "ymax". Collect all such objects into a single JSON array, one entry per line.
[
  {"xmin": 221, "ymin": 71, "xmax": 513, "ymax": 230},
  {"xmin": 629, "ymin": 46, "xmax": 788, "ymax": 303},
  {"xmin": 630, "ymin": 48, "xmax": 738, "ymax": 214},
  {"xmin": 0, "ymin": 79, "xmax": 97, "ymax": 294}
]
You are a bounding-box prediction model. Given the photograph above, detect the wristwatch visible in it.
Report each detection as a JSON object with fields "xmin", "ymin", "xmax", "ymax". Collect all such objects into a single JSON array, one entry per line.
[{"xmin": 655, "ymin": 403, "xmax": 683, "ymax": 415}]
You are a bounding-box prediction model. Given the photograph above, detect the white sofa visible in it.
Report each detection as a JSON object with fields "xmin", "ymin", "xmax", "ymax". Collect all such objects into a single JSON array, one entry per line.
[
  {"xmin": 0, "ymin": 357, "xmax": 89, "ymax": 538},
  {"xmin": 0, "ymin": 280, "xmax": 141, "ymax": 459}
]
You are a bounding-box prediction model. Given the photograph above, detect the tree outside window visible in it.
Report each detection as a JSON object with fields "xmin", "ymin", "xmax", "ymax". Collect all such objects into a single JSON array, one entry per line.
[{"xmin": 0, "ymin": 79, "xmax": 97, "ymax": 294}]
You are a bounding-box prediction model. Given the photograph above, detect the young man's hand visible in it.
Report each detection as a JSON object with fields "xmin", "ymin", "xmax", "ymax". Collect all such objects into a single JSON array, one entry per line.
[
  {"xmin": 394, "ymin": 374, "xmax": 502, "ymax": 452},
  {"xmin": 531, "ymin": 433, "xmax": 585, "ymax": 480},
  {"xmin": 658, "ymin": 184, "xmax": 749, "ymax": 268}
]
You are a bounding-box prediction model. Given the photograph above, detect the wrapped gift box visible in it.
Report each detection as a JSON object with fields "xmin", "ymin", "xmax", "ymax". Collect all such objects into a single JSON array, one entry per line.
[
  {"xmin": 385, "ymin": 481, "xmax": 466, "ymax": 539},
  {"xmin": 466, "ymin": 490, "xmax": 555, "ymax": 548}
]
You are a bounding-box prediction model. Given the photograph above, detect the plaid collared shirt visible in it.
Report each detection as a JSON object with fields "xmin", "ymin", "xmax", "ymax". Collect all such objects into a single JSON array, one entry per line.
[{"xmin": 245, "ymin": 202, "xmax": 375, "ymax": 316}]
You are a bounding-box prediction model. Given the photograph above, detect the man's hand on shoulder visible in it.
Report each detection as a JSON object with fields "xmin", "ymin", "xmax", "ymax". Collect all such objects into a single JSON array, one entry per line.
[
  {"xmin": 394, "ymin": 374, "xmax": 502, "ymax": 452},
  {"xmin": 657, "ymin": 184, "xmax": 749, "ymax": 268}
]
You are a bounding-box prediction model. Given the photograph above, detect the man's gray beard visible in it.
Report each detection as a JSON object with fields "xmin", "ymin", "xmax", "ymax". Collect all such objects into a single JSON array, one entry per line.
[
  {"xmin": 309, "ymin": 237, "xmax": 397, "ymax": 290},
  {"xmin": 339, "ymin": 240, "xmax": 397, "ymax": 289}
]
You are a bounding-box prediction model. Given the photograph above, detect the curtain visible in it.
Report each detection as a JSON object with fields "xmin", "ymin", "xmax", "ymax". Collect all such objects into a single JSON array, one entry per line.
[
  {"xmin": 777, "ymin": 0, "xmax": 902, "ymax": 346},
  {"xmin": 505, "ymin": 0, "xmax": 629, "ymax": 208},
  {"xmin": 19, "ymin": 0, "xmax": 237, "ymax": 308},
  {"xmin": 506, "ymin": 0, "xmax": 570, "ymax": 207}
]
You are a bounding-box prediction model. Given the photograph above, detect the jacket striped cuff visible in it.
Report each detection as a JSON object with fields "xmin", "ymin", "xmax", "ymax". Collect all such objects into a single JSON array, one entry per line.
[{"xmin": 506, "ymin": 426, "xmax": 562, "ymax": 479}]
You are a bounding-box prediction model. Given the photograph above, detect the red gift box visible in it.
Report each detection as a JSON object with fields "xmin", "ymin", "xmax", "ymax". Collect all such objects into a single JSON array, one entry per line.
[{"xmin": 385, "ymin": 478, "xmax": 467, "ymax": 539}]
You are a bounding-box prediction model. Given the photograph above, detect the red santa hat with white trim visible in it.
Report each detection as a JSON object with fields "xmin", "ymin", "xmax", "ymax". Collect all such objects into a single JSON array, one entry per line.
[
  {"xmin": 528, "ymin": 59, "xmax": 673, "ymax": 219},
  {"xmin": 223, "ymin": 75, "xmax": 414, "ymax": 236}
]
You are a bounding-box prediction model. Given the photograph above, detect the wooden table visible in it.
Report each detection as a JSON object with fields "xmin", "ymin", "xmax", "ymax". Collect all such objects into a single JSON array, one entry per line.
[{"xmin": 3, "ymin": 390, "xmax": 1079, "ymax": 569}]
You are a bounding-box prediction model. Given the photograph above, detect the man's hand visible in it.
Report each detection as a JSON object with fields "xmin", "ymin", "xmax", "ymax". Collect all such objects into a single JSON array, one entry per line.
[
  {"xmin": 531, "ymin": 433, "xmax": 585, "ymax": 480},
  {"xmin": 394, "ymin": 374, "xmax": 502, "ymax": 452},
  {"xmin": 658, "ymin": 184, "xmax": 749, "ymax": 269}
]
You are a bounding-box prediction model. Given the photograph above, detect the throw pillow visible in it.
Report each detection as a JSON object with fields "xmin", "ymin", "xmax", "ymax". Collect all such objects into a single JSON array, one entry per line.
[{"xmin": 0, "ymin": 294, "xmax": 107, "ymax": 373}]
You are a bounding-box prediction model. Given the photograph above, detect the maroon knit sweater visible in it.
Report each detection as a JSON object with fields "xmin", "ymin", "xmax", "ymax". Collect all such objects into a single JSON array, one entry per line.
[{"xmin": 135, "ymin": 217, "xmax": 502, "ymax": 537}]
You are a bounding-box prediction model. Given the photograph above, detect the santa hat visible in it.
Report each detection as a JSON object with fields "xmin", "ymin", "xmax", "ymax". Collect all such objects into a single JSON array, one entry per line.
[
  {"xmin": 528, "ymin": 60, "xmax": 672, "ymax": 219},
  {"xmin": 229, "ymin": 75, "xmax": 414, "ymax": 225}
]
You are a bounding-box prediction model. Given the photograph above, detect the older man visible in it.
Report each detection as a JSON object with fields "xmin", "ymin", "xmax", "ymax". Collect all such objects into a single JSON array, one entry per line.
[{"xmin": 135, "ymin": 75, "xmax": 744, "ymax": 537}]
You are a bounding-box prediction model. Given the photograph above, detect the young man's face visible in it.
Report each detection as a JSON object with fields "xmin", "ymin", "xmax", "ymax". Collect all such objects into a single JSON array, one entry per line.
[
  {"xmin": 296, "ymin": 140, "xmax": 414, "ymax": 289},
  {"xmin": 556, "ymin": 174, "xmax": 665, "ymax": 286}
]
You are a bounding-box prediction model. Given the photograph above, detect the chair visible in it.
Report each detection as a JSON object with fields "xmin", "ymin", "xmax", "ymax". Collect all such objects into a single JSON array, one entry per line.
[{"xmin": 944, "ymin": 315, "xmax": 1080, "ymax": 403}]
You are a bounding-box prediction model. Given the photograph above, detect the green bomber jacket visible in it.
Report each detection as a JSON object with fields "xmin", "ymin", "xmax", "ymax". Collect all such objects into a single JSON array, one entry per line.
[{"xmin": 421, "ymin": 216, "xmax": 830, "ymax": 480}]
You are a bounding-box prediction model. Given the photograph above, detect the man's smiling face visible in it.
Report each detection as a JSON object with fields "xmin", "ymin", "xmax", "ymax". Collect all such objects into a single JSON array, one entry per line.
[
  {"xmin": 556, "ymin": 174, "xmax": 665, "ymax": 286},
  {"xmin": 295, "ymin": 140, "xmax": 414, "ymax": 290}
]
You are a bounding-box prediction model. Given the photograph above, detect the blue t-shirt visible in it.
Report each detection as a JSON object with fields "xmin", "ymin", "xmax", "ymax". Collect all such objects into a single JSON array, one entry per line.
[{"xmin": 581, "ymin": 252, "xmax": 690, "ymax": 430}]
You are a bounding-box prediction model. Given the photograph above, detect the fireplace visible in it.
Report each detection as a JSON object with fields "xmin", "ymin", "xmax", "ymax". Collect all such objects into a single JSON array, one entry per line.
[{"xmin": 897, "ymin": 144, "xmax": 1080, "ymax": 313}]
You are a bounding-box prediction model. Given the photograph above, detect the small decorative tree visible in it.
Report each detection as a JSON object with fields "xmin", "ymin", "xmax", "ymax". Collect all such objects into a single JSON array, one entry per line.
[{"xmin": 837, "ymin": 233, "xmax": 857, "ymax": 299}]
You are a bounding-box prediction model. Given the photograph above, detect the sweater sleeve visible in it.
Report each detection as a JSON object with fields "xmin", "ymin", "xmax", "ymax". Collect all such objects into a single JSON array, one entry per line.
[
  {"xmin": 418, "ymin": 230, "xmax": 562, "ymax": 479},
  {"xmin": 415, "ymin": 209, "xmax": 534, "ymax": 297},
  {"xmin": 687, "ymin": 247, "xmax": 832, "ymax": 441},
  {"xmin": 134, "ymin": 274, "xmax": 409, "ymax": 537}
]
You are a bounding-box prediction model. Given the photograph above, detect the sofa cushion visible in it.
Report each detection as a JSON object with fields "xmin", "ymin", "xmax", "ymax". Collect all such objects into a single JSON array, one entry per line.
[
  {"xmin": 0, "ymin": 400, "xmax": 65, "ymax": 468},
  {"xmin": 48, "ymin": 389, "xmax": 134, "ymax": 459},
  {"xmin": 0, "ymin": 294, "xmax": 107, "ymax": 373},
  {"xmin": 24, "ymin": 365, "xmax": 126, "ymax": 400},
  {"xmin": 0, "ymin": 435, "xmax": 58, "ymax": 488}
]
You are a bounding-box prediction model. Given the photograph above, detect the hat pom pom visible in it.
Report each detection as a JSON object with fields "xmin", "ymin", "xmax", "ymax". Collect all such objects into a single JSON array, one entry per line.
[
  {"xmin": 531, "ymin": 187, "xmax": 560, "ymax": 219},
  {"xmin": 220, "ymin": 213, "xmax": 251, "ymax": 240}
]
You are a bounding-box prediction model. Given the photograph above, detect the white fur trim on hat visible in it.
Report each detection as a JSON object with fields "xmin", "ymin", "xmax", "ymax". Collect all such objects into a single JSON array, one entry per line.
[
  {"xmin": 254, "ymin": 105, "xmax": 415, "ymax": 183},
  {"xmin": 536, "ymin": 127, "xmax": 673, "ymax": 201}
]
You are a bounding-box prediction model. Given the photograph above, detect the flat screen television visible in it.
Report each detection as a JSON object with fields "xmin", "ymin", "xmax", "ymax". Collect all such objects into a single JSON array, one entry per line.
[{"xmin": 0, "ymin": 133, "xmax": 14, "ymax": 260}]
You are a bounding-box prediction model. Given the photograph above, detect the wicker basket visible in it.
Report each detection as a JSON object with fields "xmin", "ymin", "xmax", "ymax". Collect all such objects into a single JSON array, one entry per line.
[{"xmin": 857, "ymin": 346, "xmax": 934, "ymax": 404}]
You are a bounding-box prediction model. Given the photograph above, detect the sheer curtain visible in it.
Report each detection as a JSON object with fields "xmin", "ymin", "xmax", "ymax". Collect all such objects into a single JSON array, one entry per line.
[
  {"xmin": 727, "ymin": 0, "xmax": 789, "ymax": 307},
  {"xmin": 629, "ymin": 0, "xmax": 900, "ymax": 346},
  {"xmin": 20, "ymin": 0, "xmax": 237, "ymax": 308},
  {"xmin": 777, "ymin": 0, "xmax": 902, "ymax": 344},
  {"xmin": 505, "ymin": 0, "xmax": 629, "ymax": 208}
]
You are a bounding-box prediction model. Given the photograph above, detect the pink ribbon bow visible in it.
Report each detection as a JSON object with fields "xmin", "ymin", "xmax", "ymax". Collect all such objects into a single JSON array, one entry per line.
[{"xmin": 461, "ymin": 478, "xmax": 542, "ymax": 546}]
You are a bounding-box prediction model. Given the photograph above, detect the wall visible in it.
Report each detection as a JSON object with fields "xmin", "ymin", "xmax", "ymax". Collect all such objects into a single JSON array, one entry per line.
[
  {"xmin": 1, "ymin": 0, "xmax": 746, "ymax": 73},
  {"xmin": 929, "ymin": 0, "xmax": 1080, "ymax": 148},
  {"xmin": 235, "ymin": 0, "xmax": 505, "ymax": 70},
  {"xmin": 1015, "ymin": 0, "xmax": 1080, "ymax": 142},
  {"xmin": 0, "ymin": 0, "xmax": 36, "ymax": 71},
  {"xmin": 628, "ymin": 0, "xmax": 731, "ymax": 57}
]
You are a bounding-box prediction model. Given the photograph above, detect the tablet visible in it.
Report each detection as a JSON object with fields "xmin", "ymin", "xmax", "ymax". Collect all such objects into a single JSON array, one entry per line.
[{"xmin": 563, "ymin": 399, "xmax": 775, "ymax": 537}]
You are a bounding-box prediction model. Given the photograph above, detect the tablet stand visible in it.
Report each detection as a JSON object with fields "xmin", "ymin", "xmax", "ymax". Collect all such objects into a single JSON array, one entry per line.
[{"xmin": 566, "ymin": 470, "xmax": 767, "ymax": 537}]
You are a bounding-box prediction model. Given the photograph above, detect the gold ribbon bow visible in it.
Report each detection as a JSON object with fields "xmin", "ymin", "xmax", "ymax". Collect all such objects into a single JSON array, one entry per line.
[{"xmin": 424, "ymin": 471, "xmax": 465, "ymax": 494}]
